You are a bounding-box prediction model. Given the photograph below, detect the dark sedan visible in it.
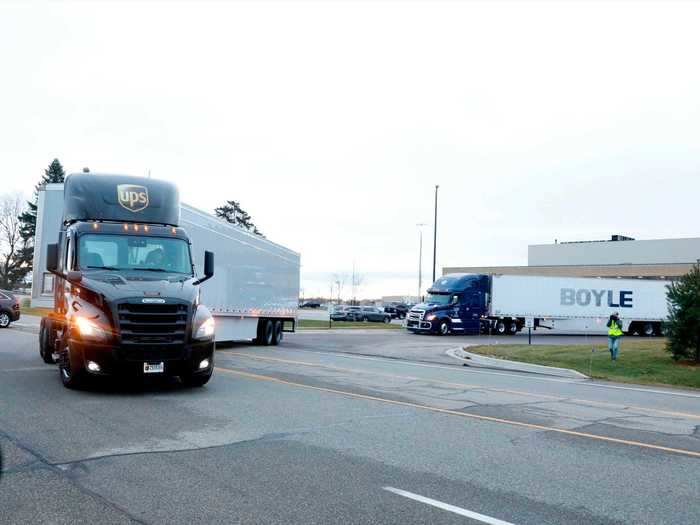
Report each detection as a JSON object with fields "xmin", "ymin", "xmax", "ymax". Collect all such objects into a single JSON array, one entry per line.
[
  {"xmin": 382, "ymin": 302, "xmax": 409, "ymax": 319},
  {"xmin": 0, "ymin": 290, "xmax": 21, "ymax": 328},
  {"xmin": 348, "ymin": 306, "xmax": 391, "ymax": 323}
]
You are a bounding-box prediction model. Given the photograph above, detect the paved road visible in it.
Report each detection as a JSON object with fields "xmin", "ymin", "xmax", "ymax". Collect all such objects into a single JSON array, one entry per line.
[{"xmin": 1, "ymin": 325, "xmax": 698, "ymax": 524}]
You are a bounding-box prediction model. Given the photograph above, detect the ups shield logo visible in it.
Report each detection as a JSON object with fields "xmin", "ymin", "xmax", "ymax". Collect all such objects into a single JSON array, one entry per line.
[{"xmin": 117, "ymin": 185, "xmax": 149, "ymax": 212}]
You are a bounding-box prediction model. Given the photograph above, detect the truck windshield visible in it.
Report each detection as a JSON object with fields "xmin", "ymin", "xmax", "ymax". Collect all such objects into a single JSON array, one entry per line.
[
  {"xmin": 78, "ymin": 234, "xmax": 192, "ymax": 275},
  {"xmin": 425, "ymin": 293, "xmax": 458, "ymax": 305}
]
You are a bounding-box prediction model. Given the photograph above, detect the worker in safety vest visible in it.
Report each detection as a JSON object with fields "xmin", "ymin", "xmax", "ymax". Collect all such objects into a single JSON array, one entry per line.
[{"xmin": 606, "ymin": 311, "xmax": 623, "ymax": 360}]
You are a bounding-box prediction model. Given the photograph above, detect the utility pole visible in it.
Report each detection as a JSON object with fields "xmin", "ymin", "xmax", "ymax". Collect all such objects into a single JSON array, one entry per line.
[
  {"xmin": 432, "ymin": 185, "xmax": 439, "ymax": 283},
  {"xmin": 417, "ymin": 223, "xmax": 427, "ymax": 300}
]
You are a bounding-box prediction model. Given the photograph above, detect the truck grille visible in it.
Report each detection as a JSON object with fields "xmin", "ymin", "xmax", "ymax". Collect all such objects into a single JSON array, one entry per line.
[
  {"xmin": 117, "ymin": 302, "xmax": 189, "ymax": 349},
  {"xmin": 407, "ymin": 309, "xmax": 425, "ymax": 322}
]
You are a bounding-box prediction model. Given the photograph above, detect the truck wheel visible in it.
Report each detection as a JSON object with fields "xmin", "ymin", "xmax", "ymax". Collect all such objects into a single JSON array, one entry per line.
[
  {"xmin": 39, "ymin": 320, "xmax": 56, "ymax": 364},
  {"xmin": 262, "ymin": 320, "xmax": 274, "ymax": 346},
  {"xmin": 182, "ymin": 369, "xmax": 212, "ymax": 387},
  {"xmin": 438, "ymin": 320, "xmax": 451, "ymax": 335},
  {"xmin": 496, "ymin": 320, "xmax": 507, "ymax": 335},
  {"xmin": 59, "ymin": 345, "xmax": 85, "ymax": 389},
  {"xmin": 508, "ymin": 321, "xmax": 518, "ymax": 335},
  {"xmin": 271, "ymin": 320, "xmax": 283, "ymax": 345},
  {"xmin": 643, "ymin": 322, "xmax": 655, "ymax": 337},
  {"xmin": 0, "ymin": 312, "xmax": 10, "ymax": 328}
]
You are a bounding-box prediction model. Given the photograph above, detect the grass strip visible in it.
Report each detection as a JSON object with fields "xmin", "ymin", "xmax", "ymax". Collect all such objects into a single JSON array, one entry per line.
[{"xmin": 467, "ymin": 339, "xmax": 700, "ymax": 389}]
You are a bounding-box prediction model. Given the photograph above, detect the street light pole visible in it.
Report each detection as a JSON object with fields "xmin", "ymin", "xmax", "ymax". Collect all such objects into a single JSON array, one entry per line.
[
  {"xmin": 417, "ymin": 223, "xmax": 427, "ymax": 300},
  {"xmin": 432, "ymin": 185, "xmax": 439, "ymax": 283}
]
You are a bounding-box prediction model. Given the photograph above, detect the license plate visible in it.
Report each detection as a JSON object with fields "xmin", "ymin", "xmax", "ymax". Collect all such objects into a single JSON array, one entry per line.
[{"xmin": 144, "ymin": 362, "xmax": 164, "ymax": 374}]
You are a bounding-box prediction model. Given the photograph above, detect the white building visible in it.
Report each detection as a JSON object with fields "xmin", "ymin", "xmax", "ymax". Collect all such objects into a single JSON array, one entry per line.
[{"xmin": 445, "ymin": 235, "xmax": 700, "ymax": 279}]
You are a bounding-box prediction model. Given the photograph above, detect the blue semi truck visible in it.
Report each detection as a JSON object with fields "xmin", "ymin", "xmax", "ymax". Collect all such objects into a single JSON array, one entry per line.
[{"xmin": 406, "ymin": 273, "xmax": 669, "ymax": 336}]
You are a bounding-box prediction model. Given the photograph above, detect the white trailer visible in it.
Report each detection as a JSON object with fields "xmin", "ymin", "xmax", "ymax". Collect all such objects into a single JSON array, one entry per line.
[
  {"xmin": 490, "ymin": 274, "xmax": 670, "ymax": 336},
  {"xmin": 32, "ymin": 183, "xmax": 300, "ymax": 343}
]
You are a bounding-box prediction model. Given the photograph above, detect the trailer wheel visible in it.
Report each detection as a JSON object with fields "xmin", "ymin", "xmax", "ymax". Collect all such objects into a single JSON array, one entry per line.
[
  {"xmin": 508, "ymin": 321, "xmax": 518, "ymax": 335},
  {"xmin": 262, "ymin": 320, "xmax": 274, "ymax": 346},
  {"xmin": 643, "ymin": 322, "xmax": 655, "ymax": 337},
  {"xmin": 438, "ymin": 319, "xmax": 451, "ymax": 335},
  {"xmin": 271, "ymin": 320, "xmax": 283, "ymax": 345},
  {"xmin": 39, "ymin": 320, "xmax": 56, "ymax": 364}
]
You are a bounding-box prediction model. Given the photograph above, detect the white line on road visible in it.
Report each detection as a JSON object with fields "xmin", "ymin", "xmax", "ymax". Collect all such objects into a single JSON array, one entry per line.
[{"xmin": 383, "ymin": 487, "xmax": 516, "ymax": 525}]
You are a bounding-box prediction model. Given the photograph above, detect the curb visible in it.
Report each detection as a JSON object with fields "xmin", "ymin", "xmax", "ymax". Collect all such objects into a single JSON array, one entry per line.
[{"xmin": 446, "ymin": 346, "xmax": 589, "ymax": 379}]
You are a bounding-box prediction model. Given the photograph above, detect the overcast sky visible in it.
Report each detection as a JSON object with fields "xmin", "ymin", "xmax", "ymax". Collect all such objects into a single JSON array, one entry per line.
[{"xmin": 2, "ymin": 0, "xmax": 699, "ymax": 299}]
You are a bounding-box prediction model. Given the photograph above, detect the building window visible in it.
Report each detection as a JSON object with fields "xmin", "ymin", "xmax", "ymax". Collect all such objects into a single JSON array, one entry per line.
[{"xmin": 41, "ymin": 273, "xmax": 54, "ymax": 295}]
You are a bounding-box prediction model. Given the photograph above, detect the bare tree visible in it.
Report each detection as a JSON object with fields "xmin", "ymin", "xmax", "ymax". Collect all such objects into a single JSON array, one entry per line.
[
  {"xmin": 0, "ymin": 193, "xmax": 28, "ymax": 289},
  {"xmin": 331, "ymin": 272, "xmax": 348, "ymax": 304},
  {"xmin": 350, "ymin": 264, "xmax": 365, "ymax": 305}
]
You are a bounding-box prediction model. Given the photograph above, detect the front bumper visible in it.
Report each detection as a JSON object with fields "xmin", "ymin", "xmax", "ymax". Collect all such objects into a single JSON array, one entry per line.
[
  {"xmin": 406, "ymin": 319, "xmax": 436, "ymax": 331},
  {"xmin": 68, "ymin": 338, "xmax": 215, "ymax": 377}
]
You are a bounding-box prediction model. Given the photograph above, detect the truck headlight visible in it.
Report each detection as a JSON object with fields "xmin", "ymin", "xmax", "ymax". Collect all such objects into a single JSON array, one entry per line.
[
  {"xmin": 74, "ymin": 316, "xmax": 108, "ymax": 341},
  {"xmin": 193, "ymin": 306, "xmax": 215, "ymax": 340}
]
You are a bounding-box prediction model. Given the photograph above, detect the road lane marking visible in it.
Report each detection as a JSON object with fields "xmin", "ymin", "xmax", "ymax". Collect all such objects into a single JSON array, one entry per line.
[
  {"xmin": 0, "ymin": 366, "xmax": 52, "ymax": 372},
  {"xmin": 214, "ymin": 366, "xmax": 700, "ymax": 459},
  {"xmin": 383, "ymin": 487, "xmax": 516, "ymax": 525},
  {"xmin": 223, "ymin": 351, "xmax": 700, "ymax": 420}
]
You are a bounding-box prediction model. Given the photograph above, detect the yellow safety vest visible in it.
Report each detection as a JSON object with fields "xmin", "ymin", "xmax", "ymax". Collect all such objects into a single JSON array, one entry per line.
[{"xmin": 608, "ymin": 319, "xmax": 623, "ymax": 337}]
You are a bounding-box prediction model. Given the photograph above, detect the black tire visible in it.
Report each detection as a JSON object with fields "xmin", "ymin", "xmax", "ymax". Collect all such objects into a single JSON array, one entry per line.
[
  {"xmin": 438, "ymin": 319, "xmax": 451, "ymax": 336},
  {"xmin": 59, "ymin": 344, "xmax": 86, "ymax": 389},
  {"xmin": 383, "ymin": 316, "xmax": 390, "ymax": 324},
  {"xmin": 271, "ymin": 320, "xmax": 283, "ymax": 345},
  {"xmin": 496, "ymin": 320, "xmax": 507, "ymax": 335},
  {"xmin": 362, "ymin": 316, "xmax": 368, "ymax": 322},
  {"xmin": 399, "ymin": 313, "xmax": 405, "ymax": 320},
  {"xmin": 182, "ymin": 369, "xmax": 212, "ymax": 387},
  {"xmin": 39, "ymin": 320, "xmax": 56, "ymax": 364},
  {"xmin": 0, "ymin": 311, "xmax": 10, "ymax": 328},
  {"xmin": 508, "ymin": 321, "xmax": 518, "ymax": 335},
  {"xmin": 262, "ymin": 319, "xmax": 274, "ymax": 346},
  {"xmin": 643, "ymin": 322, "xmax": 655, "ymax": 337}
]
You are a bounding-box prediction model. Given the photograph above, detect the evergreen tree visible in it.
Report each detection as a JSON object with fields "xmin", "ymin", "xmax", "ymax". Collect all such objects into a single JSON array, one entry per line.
[
  {"xmin": 214, "ymin": 200, "xmax": 264, "ymax": 236},
  {"xmin": 665, "ymin": 262, "xmax": 700, "ymax": 363},
  {"xmin": 17, "ymin": 159, "xmax": 66, "ymax": 272}
]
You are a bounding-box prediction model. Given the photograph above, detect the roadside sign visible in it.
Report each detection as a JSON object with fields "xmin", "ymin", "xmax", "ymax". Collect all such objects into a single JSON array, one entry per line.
[{"xmin": 525, "ymin": 317, "xmax": 534, "ymax": 328}]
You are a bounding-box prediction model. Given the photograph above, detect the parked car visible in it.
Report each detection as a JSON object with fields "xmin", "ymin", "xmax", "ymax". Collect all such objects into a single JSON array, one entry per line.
[
  {"xmin": 0, "ymin": 289, "xmax": 21, "ymax": 328},
  {"xmin": 382, "ymin": 302, "xmax": 410, "ymax": 319},
  {"xmin": 330, "ymin": 305, "xmax": 350, "ymax": 321},
  {"xmin": 349, "ymin": 306, "xmax": 392, "ymax": 323},
  {"xmin": 300, "ymin": 301, "xmax": 322, "ymax": 308}
]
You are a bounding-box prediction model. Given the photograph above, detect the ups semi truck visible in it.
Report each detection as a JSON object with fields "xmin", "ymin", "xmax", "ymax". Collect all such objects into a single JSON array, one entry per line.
[
  {"xmin": 33, "ymin": 173, "xmax": 299, "ymax": 388},
  {"xmin": 406, "ymin": 274, "xmax": 669, "ymax": 336}
]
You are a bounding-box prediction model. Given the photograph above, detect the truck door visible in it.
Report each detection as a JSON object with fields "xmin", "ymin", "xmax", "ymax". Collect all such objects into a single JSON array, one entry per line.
[{"xmin": 460, "ymin": 292, "xmax": 482, "ymax": 334}]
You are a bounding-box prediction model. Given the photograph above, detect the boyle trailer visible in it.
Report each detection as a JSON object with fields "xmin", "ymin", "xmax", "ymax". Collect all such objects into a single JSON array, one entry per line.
[{"xmin": 406, "ymin": 273, "xmax": 670, "ymax": 336}]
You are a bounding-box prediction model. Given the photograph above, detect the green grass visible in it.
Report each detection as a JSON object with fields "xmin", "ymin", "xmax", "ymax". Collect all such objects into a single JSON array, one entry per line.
[
  {"xmin": 18, "ymin": 306, "xmax": 53, "ymax": 317},
  {"xmin": 298, "ymin": 319, "xmax": 401, "ymax": 330},
  {"xmin": 467, "ymin": 339, "xmax": 700, "ymax": 389}
]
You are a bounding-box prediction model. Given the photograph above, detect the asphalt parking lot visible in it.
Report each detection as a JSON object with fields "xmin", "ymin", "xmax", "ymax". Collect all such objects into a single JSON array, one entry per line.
[{"xmin": 1, "ymin": 319, "xmax": 699, "ymax": 524}]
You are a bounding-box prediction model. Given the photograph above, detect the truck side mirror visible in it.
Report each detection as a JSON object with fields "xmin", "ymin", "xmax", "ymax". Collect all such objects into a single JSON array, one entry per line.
[
  {"xmin": 204, "ymin": 251, "xmax": 214, "ymax": 279},
  {"xmin": 47, "ymin": 244, "xmax": 59, "ymax": 274},
  {"xmin": 194, "ymin": 251, "xmax": 214, "ymax": 285}
]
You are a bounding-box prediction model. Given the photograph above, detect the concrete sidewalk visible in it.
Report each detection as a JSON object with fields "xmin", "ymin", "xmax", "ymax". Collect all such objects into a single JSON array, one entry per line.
[{"xmin": 447, "ymin": 346, "xmax": 589, "ymax": 379}]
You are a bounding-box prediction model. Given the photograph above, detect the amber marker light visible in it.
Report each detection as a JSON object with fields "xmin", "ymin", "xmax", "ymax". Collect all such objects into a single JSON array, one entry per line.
[
  {"xmin": 123, "ymin": 224, "xmax": 128, "ymax": 231},
  {"xmin": 134, "ymin": 224, "xmax": 139, "ymax": 231},
  {"xmin": 92, "ymin": 223, "xmax": 98, "ymax": 230}
]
